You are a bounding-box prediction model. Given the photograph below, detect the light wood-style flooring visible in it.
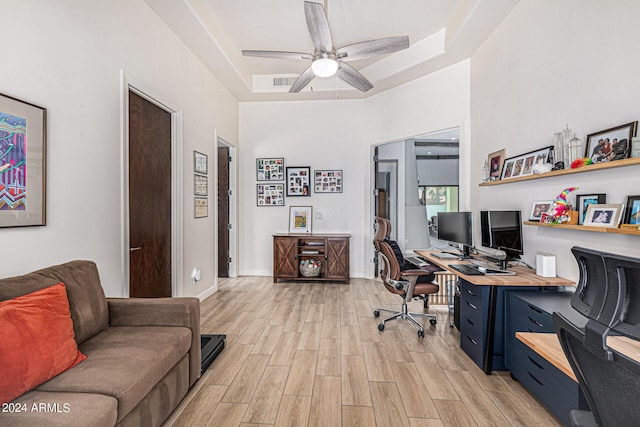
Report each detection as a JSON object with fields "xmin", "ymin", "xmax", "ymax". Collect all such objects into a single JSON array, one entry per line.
[{"xmin": 163, "ymin": 277, "xmax": 561, "ymax": 427}]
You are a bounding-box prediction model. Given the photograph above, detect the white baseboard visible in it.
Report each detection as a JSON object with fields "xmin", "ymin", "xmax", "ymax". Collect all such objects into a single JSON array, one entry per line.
[{"xmin": 196, "ymin": 284, "xmax": 218, "ymax": 301}]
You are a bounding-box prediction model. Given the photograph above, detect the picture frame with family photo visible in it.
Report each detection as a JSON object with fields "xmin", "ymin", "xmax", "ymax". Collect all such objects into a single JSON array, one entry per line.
[
  {"xmin": 583, "ymin": 203, "xmax": 624, "ymax": 228},
  {"xmin": 500, "ymin": 146, "xmax": 553, "ymax": 180},
  {"xmin": 585, "ymin": 121, "xmax": 637, "ymax": 164}
]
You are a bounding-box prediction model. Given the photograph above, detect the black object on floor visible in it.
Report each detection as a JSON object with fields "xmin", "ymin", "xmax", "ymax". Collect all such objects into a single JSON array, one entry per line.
[{"xmin": 201, "ymin": 334, "xmax": 226, "ymax": 374}]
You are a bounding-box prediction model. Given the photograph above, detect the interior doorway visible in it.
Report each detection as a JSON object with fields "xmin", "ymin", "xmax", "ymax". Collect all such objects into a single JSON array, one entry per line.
[
  {"xmin": 121, "ymin": 70, "xmax": 183, "ymax": 298},
  {"xmin": 217, "ymin": 138, "xmax": 236, "ymax": 278},
  {"xmin": 128, "ymin": 91, "xmax": 172, "ymax": 297}
]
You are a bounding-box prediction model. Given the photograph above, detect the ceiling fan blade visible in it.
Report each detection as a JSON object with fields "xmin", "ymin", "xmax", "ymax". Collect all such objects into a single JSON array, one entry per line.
[
  {"xmin": 304, "ymin": 1, "xmax": 333, "ymax": 52},
  {"xmin": 337, "ymin": 62, "xmax": 373, "ymax": 92},
  {"xmin": 242, "ymin": 50, "xmax": 312, "ymax": 60},
  {"xmin": 289, "ymin": 66, "xmax": 315, "ymax": 93},
  {"xmin": 337, "ymin": 36, "xmax": 410, "ymax": 61}
]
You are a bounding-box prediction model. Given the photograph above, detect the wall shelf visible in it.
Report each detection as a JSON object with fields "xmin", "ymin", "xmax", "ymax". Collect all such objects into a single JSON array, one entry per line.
[
  {"xmin": 479, "ymin": 157, "xmax": 640, "ymax": 186},
  {"xmin": 524, "ymin": 221, "xmax": 640, "ymax": 236}
]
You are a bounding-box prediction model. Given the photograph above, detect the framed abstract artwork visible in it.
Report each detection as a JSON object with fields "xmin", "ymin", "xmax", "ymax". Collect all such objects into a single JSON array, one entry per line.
[{"xmin": 0, "ymin": 93, "xmax": 47, "ymax": 227}]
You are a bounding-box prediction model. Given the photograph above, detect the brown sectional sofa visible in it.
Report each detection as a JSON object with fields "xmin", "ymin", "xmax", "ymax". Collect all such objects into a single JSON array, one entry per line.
[{"xmin": 0, "ymin": 260, "xmax": 200, "ymax": 427}]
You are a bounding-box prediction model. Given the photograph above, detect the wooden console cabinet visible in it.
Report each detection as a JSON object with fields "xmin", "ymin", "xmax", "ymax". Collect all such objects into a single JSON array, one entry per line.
[{"xmin": 273, "ymin": 233, "xmax": 350, "ymax": 283}]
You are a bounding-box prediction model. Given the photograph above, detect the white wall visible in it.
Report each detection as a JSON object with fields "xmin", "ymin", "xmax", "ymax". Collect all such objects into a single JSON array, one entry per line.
[
  {"xmin": 471, "ymin": 0, "xmax": 640, "ymax": 281},
  {"xmin": 0, "ymin": 0, "xmax": 238, "ymax": 298},
  {"xmin": 239, "ymin": 100, "xmax": 367, "ymax": 277},
  {"xmin": 238, "ymin": 60, "xmax": 471, "ymax": 279}
]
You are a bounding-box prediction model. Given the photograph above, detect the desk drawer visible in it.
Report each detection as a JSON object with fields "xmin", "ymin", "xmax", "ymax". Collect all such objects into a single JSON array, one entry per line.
[
  {"xmin": 459, "ymin": 280, "xmax": 482, "ymax": 307},
  {"xmin": 510, "ymin": 341, "xmax": 585, "ymax": 426},
  {"xmin": 508, "ymin": 294, "xmax": 555, "ymax": 332},
  {"xmin": 460, "ymin": 331, "xmax": 483, "ymax": 368}
]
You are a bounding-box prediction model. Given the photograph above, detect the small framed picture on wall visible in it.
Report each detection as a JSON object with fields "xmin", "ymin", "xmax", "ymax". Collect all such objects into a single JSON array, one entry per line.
[
  {"xmin": 286, "ymin": 166, "xmax": 310, "ymax": 196},
  {"xmin": 257, "ymin": 183, "xmax": 285, "ymax": 206},
  {"xmin": 314, "ymin": 170, "xmax": 343, "ymax": 193},
  {"xmin": 257, "ymin": 157, "xmax": 284, "ymax": 181}
]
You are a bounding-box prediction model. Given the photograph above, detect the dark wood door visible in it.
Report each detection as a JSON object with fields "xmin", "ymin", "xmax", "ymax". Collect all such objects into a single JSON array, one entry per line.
[
  {"xmin": 273, "ymin": 236, "xmax": 297, "ymax": 281},
  {"xmin": 217, "ymin": 146, "xmax": 230, "ymax": 277},
  {"xmin": 128, "ymin": 91, "xmax": 172, "ymax": 297}
]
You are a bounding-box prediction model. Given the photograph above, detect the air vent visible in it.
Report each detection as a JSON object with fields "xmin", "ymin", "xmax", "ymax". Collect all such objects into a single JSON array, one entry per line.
[{"xmin": 272, "ymin": 77, "xmax": 298, "ymax": 87}]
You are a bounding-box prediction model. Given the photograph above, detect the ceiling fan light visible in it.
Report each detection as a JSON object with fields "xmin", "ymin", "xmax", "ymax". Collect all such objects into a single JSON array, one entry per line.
[{"xmin": 312, "ymin": 57, "xmax": 338, "ymax": 77}]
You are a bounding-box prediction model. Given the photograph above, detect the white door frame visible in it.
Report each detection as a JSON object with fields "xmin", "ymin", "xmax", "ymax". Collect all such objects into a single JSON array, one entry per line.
[{"xmin": 119, "ymin": 70, "xmax": 184, "ymax": 297}]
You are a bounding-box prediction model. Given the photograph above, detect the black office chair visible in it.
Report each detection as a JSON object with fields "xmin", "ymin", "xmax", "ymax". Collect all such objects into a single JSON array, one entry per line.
[{"xmin": 553, "ymin": 247, "xmax": 640, "ymax": 427}]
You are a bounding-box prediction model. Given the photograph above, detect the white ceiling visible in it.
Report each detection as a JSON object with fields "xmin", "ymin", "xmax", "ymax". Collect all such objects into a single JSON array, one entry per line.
[{"xmin": 145, "ymin": 0, "xmax": 519, "ymax": 101}]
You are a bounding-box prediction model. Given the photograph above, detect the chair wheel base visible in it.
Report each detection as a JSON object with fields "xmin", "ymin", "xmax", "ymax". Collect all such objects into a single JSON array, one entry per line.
[
  {"xmin": 378, "ymin": 323, "xmax": 385, "ymax": 331},
  {"xmin": 374, "ymin": 310, "xmax": 380, "ymax": 318},
  {"xmin": 430, "ymin": 318, "xmax": 437, "ymax": 326},
  {"xmin": 418, "ymin": 330, "xmax": 425, "ymax": 338}
]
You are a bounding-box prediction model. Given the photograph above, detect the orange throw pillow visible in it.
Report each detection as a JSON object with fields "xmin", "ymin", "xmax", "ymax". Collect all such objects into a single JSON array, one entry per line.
[{"xmin": 0, "ymin": 283, "xmax": 86, "ymax": 403}]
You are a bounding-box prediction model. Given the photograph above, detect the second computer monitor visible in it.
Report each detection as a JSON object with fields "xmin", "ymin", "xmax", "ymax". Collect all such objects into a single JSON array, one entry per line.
[
  {"xmin": 480, "ymin": 210, "xmax": 523, "ymax": 265},
  {"xmin": 437, "ymin": 211, "xmax": 473, "ymax": 257}
]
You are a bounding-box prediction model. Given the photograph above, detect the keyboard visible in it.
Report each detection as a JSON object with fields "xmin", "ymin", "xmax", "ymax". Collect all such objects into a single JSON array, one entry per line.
[
  {"xmin": 406, "ymin": 256, "xmax": 429, "ymax": 267},
  {"xmin": 449, "ymin": 263, "xmax": 517, "ymax": 276},
  {"xmin": 448, "ymin": 264, "xmax": 485, "ymax": 276},
  {"xmin": 432, "ymin": 252, "xmax": 459, "ymax": 259}
]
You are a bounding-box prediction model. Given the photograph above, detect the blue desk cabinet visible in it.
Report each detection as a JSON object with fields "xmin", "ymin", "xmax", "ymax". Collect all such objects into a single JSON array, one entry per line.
[
  {"xmin": 458, "ymin": 279, "xmax": 538, "ymax": 371},
  {"xmin": 505, "ymin": 290, "xmax": 588, "ymax": 426}
]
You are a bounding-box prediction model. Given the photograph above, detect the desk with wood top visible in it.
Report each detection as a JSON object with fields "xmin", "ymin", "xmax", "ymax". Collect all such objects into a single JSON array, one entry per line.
[
  {"xmin": 516, "ymin": 332, "xmax": 640, "ymax": 382},
  {"xmin": 414, "ymin": 250, "xmax": 575, "ymax": 374}
]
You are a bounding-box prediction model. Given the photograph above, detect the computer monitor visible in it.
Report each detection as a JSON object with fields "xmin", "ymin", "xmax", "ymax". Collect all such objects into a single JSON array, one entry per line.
[
  {"xmin": 480, "ymin": 210, "xmax": 523, "ymax": 269},
  {"xmin": 437, "ymin": 211, "xmax": 473, "ymax": 258}
]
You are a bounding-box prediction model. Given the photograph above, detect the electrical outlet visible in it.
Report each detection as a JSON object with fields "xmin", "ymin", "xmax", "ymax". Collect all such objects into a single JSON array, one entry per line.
[{"xmin": 314, "ymin": 212, "xmax": 323, "ymax": 219}]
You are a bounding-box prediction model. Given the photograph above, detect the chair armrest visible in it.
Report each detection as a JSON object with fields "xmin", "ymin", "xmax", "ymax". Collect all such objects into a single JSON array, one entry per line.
[{"xmin": 107, "ymin": 297, "xmax": 201, "ymax": 386}]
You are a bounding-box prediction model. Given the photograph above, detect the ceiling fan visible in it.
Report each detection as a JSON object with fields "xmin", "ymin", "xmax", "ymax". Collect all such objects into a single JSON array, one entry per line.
[{"xmin": 242, "ymin": 1, "xmax": 410, "ymax": 93}]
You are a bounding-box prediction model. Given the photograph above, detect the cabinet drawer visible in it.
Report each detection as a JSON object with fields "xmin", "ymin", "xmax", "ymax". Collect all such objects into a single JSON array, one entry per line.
[
  {"xmin": 510, "ymin": 342, "xmax": 583, "ymax": 425},
  {"xmin": 459, "ymin": 280, "xmax": 482, "ymax": 307},
  {"xmin": 460, "ymin": 331, "xmax": 483, "ymax": 367},
  {"xmin": 508, "ymin": 294, "xmax": 555, "ymax": 332}
]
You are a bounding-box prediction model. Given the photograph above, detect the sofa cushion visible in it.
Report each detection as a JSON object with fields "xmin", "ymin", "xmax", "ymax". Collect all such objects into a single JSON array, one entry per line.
[
  {"xmin": 0, "ymin": 261, "xmax": 109, "ymax": 345},
  {"xmin": 0, "ymin": 390, "xmax": 117, "ymax": 427},
  {"xmin": 0, "ymin": 283, "xmax": 86, "ymax": 404},
  {"xmin": 36, "ymin": 325, "xmax": 191, "ymax": 422}
]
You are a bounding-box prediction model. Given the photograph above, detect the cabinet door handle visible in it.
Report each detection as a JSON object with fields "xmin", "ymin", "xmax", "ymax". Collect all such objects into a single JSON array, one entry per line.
[
  {"xmin": 466, "ymin": 289, "xmax": 476, "ymax": 296},
  {"xmin": 466, "ymin": 301, "xmax": 477, "ymax": 310},
  {"xmin": 466, "ymin": 318, "xmax": 475, "ymax": 327},
  {"xmin": 527, "ymin": 316, "xmax": 544, "ymax": 328},
  {"xmin": 467, "ymin": 336, "xmax": 478, "ymax": 345},
  {"xmin": 130, "ymin": 247, "xmax": 142, "ymax": 252}
]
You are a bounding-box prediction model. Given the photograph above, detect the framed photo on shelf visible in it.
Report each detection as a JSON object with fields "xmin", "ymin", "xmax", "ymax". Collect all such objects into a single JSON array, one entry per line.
[
  {"xmin": 0, "ymin": 93, "xmax": 47, "ymax": 228},
  {"xmin": 194, "ymin": 174, "xmax": 208, "ymax": 196},
  {"xmin": 487, "ymin": 149, "xmax": 505, "ymax": 180},
  {"xmin": 289, "ymin": 206, "xmax": 312, "ymax": 233},
  {"xmin": 583, "ymin": 203, "xmax": 623, "ymax": 228},
  {"xmin": 585, "ymin": 121, "xmax": 637, "ymax": 163},
  {"xmin": 194, "ymin": 151, "xmax": 208, "ymax": 174},
  {"xmin": 314, "ymin": 169, "xmax": 343, "ymax": 193},
  {"xmin": 500, "ymin": 146, "xmax": 553, "ymax": 180},
  {"xmin": 257, "ymin": 183, "xmax": 284, "ymax": 206},
  {"xmin": 623, "ymin": 195, "xmax": 640, "ymax": 225},
  {"xmin": 529, "ymin": 200, "xmax": 552, "ymax": 221},
  {"xmin": 194, "ymin": 197, "xmax": 208, "ymax": 218},
  {"xmin": 256, "ymin": 157, "xmax": 284, "ymax": 181},
  {"xmin": 286, "ymin": 166, "xmax": 310, "ymax": 196},
  {"xmin": 576, "ymin": 193, "xmax": 606, "ymax": 225}
]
